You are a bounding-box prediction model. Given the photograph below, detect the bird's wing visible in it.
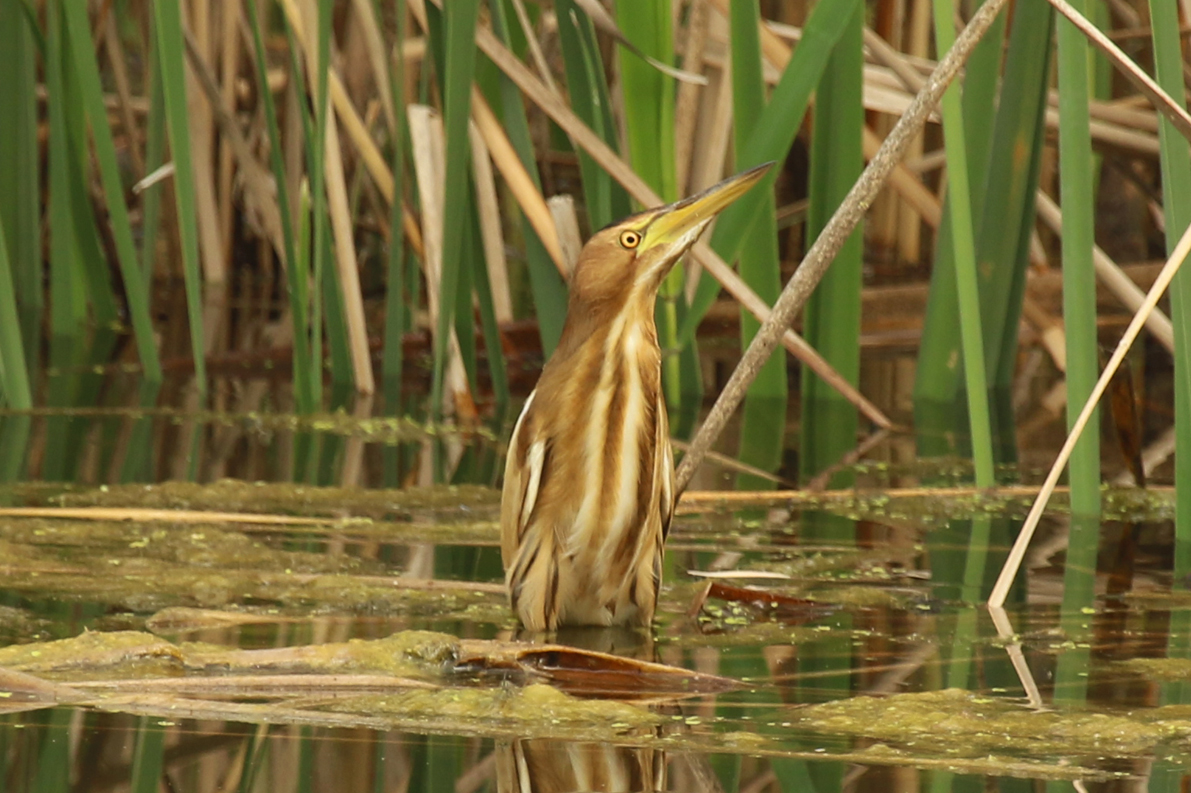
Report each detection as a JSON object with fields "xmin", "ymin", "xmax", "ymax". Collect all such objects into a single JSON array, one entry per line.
[
  {"xmin": 501, "ymin": 391, "xmax": 539, "ymax": 568},
  {"xmin": 656, "ymin": 389, "xmax": 674, "ymax": 541}
]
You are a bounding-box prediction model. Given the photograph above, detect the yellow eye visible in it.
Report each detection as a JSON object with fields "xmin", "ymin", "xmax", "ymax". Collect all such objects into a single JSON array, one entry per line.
[{"xmin": 619, "ymin": 230, "xmax": 641, "ymax": 249}]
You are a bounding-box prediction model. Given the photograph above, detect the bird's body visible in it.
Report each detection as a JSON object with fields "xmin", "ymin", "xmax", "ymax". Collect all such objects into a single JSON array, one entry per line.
[
  {"xmin": 501, "ymin": 164, "xmax": 771, "ymax": 631},
  {"xmin": 501, "ymin": 276, "xmax": 674, "ymax": 630}
]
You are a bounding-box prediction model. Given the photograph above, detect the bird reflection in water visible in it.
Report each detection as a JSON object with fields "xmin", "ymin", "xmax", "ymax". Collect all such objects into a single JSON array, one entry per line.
[{"xmin": 491, "ymin": 627, "xmax": 722, "ymax": 793}]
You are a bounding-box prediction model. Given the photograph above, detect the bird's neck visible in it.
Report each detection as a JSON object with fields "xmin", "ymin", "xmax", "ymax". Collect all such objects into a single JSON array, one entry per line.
[
  {"xmin": 553, "ymin": 288, "xmax": 661, "ymax": 369},
  {"xmin": 536, "ymin": 291, "xmax": 663, "ymax": 435}
]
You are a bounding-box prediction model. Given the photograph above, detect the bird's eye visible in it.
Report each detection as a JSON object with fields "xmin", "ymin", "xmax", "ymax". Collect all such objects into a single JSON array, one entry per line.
[{"xmin": 619, "ymin": 230, "xmax": 641, "ymax": 249}]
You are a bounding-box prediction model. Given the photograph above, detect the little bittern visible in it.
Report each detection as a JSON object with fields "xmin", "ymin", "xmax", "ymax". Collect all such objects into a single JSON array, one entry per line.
[{"xmin": 501, "ymin": 163, "xmax": 772, "ymax": 631}]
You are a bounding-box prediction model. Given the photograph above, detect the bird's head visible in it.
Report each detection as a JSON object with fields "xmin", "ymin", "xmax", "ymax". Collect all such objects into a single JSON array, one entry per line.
[{"xmin": 568, "ymin": 163, "xmax": 774, "ymax": 313}]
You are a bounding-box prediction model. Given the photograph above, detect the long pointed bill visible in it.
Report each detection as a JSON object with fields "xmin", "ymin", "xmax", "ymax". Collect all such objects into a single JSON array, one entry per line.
[{"xmin": 641, "ymin": 162, "xmax": 774, "ymax": 250}]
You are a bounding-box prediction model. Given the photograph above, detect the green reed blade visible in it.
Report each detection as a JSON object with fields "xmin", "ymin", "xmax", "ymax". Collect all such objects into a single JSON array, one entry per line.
[
  {"xmin": 916, "ymin": 0, "xmax": 1052, "ymax": 466},
  {"xmin": 800, "ymin": 3, "xmax": 863, "ymax": 491},
  {"xmin": 1148, "ymin": 0, "xmax": 1191, "ymax": 577},
  {"xmin": 616, "ymin": 0, "xmax": 692, "ymax": 414},
  {"xmin": 1055, "ymin": 0, "xmax": 1100, "ymax": 519},
  {"xmin": 681, "ymin": 0, "xmax": 862, "ymax": 345},
  {"xmin": 729, "ymin": 0, "xmax": 785, "ymax": 488},
  {"xmin": 383, "ymin": 0, "xmax": 409, "ymax": 487},
  {"xmin": 152, "ymin": 0, "xmax": 207, "ymax": 403},
  {"xmin": 129, "ymin": 717, "xmax": 165, "ymax": 793},
  {"xmin": 118, "ymin": 380, "xmax": 161, "ymax": 483},
  {"xmin": 44, "ymin": 0, "xmax": 84, "ymax": 481},
  {"xmin": 960, "ymin": 11, "xmax": 1006, "ymax": 224},
  {"xmin": 471, "ymin": 215, "xmax": 510, "ymax": 416},
  {"xmin": 0, "ymin": 414, "xmax": 30, "ymax": 483},
  {"xmin": 53, "ymin": 11, "xmax": 118, "ymax": 331},
  {"xmin": 978, "ymin": 0, "xmax": 1052, "ymax": 388},
  {"xmin": 555, "ymin": 0, "xmax": 631, "ymax": 230},
  {"xmin": 914, "ymin": 5, "xmax": 1005, "ymax": 456},
  {"xmin": 65, "ymin": 126, "xmax": 119, "ymax": 328},
  {"xmin": 0, "ymin": 0, "xmax": 40, "ymax": 372},
  {"xmin": 248, "ymin": 0, "xmax": 313, "ymax": 415},
  {"xmin": 140, "ymin": 21, "xmax": 166, "ymax": 296},
  {"xmin": 321, "ymin": 233, "xmax": 354, "ymax": 389},
  {"xmin": 33, "ymin": 709, "xmax": 71, "ymax": 792},
  {"xmin": 611, "ymin": 0, "xmax": 678, "ymax": 197},
  {"xmin": 932, "ymin": 0, "xmax": 994, "ymax": 490},
  {"xmin": 383, "ymin": 0, "xmax": 408, "ymax": 413},
  {"xmin": 63, "ymin": 0, "xmax": 161, "ymax": 383},
  {"xmin": 453, "ymin": 222, "xmax": 479, "ymax": 396},
  {"xmin": 281, "ymin": 19, "xmax": 321, "ymax": 416},
  {"xmin": 488, "ymin": 0, "xmax": 567, "ymax": 355},
  {"xmin": 0, "ymin": 0, "xmax": 36, "ymax": 483},
  {"xmin": 313, "ymin": 0, "xmax": 334, "ymax": 401},
  {"xmin": 427, "ymin": 0, "xmax": 480, "ymax": 418},
  {"xmin": 0, "ymin": 216, "xmax": 30, "ymax": 410},
  {"xmin": 0, "ymin": 214, "xmax": 29, "ymax": 409},
  {"xmin": 282, "ymin": 2, "xmax": 330, "ymax": 408}
]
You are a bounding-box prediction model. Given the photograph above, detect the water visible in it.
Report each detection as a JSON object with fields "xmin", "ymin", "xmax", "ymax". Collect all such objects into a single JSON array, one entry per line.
[{"xmin": 0, "ymin": 446, "xmax": 1185, "ymax": 791}]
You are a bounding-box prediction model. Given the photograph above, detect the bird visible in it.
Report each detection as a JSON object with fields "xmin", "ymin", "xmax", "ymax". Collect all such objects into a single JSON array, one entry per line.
[{"xmin": 500, "ymin": 163, "xmax": 773, "ymax": 631}]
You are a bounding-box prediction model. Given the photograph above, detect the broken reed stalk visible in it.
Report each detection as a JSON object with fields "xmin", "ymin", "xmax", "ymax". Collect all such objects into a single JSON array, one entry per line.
[
  {"xmin": 674, "ymin": 0, "xmax": 1012, "ymax": 494},
  {"xmin": 987, "ymin": 217, "xmax": 1191, "ymax": 608}
]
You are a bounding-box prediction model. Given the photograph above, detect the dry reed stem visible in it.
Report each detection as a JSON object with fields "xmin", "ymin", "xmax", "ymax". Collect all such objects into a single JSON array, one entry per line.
[
  {"xmin": 669, "ymin": 439, "xmax": 796, "ymax": 488},
  {"xmin": 407, "ymin": 105, "xmax": 476, "ymax": 420},
  {"xmin": 218, "ymin": 3, "xmax": 238, "ymax": 268},
  {"xmin": 675, "ymin": 0, "xmax": 1013, "ymax": 493},
  {"xmin": 1045, "ymin": 0, "xmax": 1191, "ymax": 143},
  {"xmin": 470, "ymin": 90, "xmax": 567, "ymax": 273},
  {"xmin": 674, "ymin": 0, "xmax": 710, "ymax": 194},
  {"xmin": 351, "ymin": 0, "xmax": 396, "ymax": 133},
  {"xmin": 72, "ymin": 674, "xmax": 441, "ymax": 693},
  {"xmin": 987, "ymin": 605, "xmax": 1045, "ymax": 709},
  {"xmin": 182, "ymin": 29, "xmax": 287, "ymax": 264},
  {"xmin": 0, "ymin": 507, "xmax": 340, "ymax": 524},
  {"xmin": 988, "ymin": 218, "xmax": 1191, "ymax": 608},
  {"xmin": 802, "ymin": 428, "xmax": 892, "ymax": 492},
  {"xmin": 1111, "ymin": 424, "xmax": 1176, "ymax": 485},
  {"xmin": 765, "ymin": 20, "xmax": 1165, "ymax": 153},
  {"xmin": 472, "ymin": 18, "xmax": 893, "ymax": 430},
  {"xmin": 547, "ymin": 194, "xmax": 584, "ymax": 276},
  {"xmin": 186, "ymin": 1, "xmax": 226, "ymax": 293},
  {"xmin": 861, "ymin": 127, "xmax": 942, "ymax": 226},
  {"xmin": 510, "ymin": 0, "xmax": 558, "ymax": 95},
  {"xmin": 1019, "ymin": 297, "xmax": 1068, "ymax": 372},
  {"xmin": 0, "ymin": 482, "xmax": 1141, "ymax": 526},
  {"xmin": 401, "ymin": 0, "xmax": 565, "ymax": 271},
  {"xmin": 101, "ymin": 10, "xmax": 144, "ymax": 177},
  {"xmin": 277, "ymin": 0, "xmax": 424, "ymax": 260},
  {"xmin": 688, "ymin": 239, "xmax": 894, "ymax": 429},
  {"xmin": 469, "ymin": 122, "xmax": 515, "ymax": 322},
  {"xmin": 317, "ymin": 57, "xmax": 376, "ymax": 393},
  {"xmin": 1034, "ymin": 190, "xmax": 1176, "ymax": 352},
  {"xmin": 866, "ymin": 26, "xmax": 1169, "ymax": 374},
  {"xmin": 340, "ymin": 393, "xmax": 372, "ymax": 486},
  {"xmin": 685, "ymin": 39, "xmax": 733, "ymax": 198}
]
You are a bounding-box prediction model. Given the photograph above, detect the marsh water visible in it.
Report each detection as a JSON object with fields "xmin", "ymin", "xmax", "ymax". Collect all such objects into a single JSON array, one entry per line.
[{"xmin": 0, "ymin": 395, "xmax": 1186, "ymax": 793}]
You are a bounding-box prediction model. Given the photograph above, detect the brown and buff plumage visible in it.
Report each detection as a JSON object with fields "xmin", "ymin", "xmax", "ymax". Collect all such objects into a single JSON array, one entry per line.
[{"xmin": 501, "ymin": 164, "xmax": 771, "ymax": 631}]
